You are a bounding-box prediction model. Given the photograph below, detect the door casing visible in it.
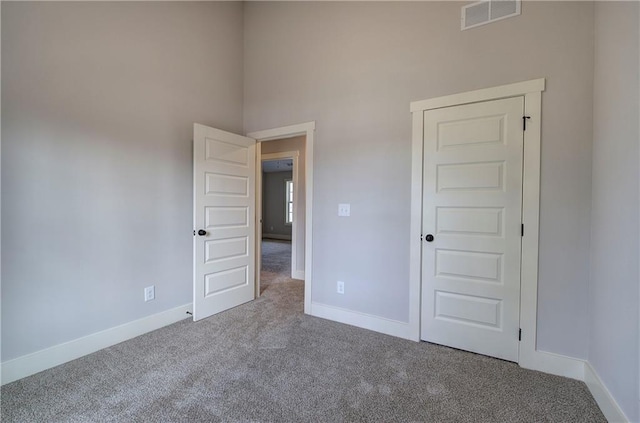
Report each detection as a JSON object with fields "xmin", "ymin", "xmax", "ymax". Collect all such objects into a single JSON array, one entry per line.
[
  {"xmin": 409, "ymin": 79, "xmax": 546, "ymax": 371},
  {"xmin": 248, "ymin": 122, "xmax": 315, "ymax": 315}
]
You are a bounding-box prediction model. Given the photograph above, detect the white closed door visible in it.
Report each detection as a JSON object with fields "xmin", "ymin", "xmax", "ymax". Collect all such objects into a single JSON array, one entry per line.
[
  {"xmin": 193, "ymin": 123, "xmax": 256, "ymax": 321},
  {"xmin": 421, "ymin": 96, "xmax": 524, "ymax": 362}
]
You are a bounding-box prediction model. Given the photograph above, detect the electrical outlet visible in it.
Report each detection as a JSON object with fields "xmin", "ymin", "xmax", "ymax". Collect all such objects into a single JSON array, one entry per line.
[
  {"xmin": 337, "ymin": 281, "xmax": 345, "ymax": 294},
  {"xmin": 144, "ymin": 286, "xmax": 155, "ymax": 302},
  {"xmin": 338, "ymin": 204, "xmax": 350, "ymax": 217}
]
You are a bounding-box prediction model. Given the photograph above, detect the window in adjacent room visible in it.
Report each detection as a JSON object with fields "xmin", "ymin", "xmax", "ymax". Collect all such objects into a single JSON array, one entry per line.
[{"xmin": 285, "ymin": 179, "xmax": 293, "ymax": 224}]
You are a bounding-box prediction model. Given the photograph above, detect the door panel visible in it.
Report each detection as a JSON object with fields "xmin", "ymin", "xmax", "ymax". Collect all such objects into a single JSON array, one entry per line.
[
  {"xmin": 194, "ymin": 123, "xmax": 256, "ymax": 321},
  {"xmin": 421, "ymin": 97, "xmax": 524, "ymax": 362}
]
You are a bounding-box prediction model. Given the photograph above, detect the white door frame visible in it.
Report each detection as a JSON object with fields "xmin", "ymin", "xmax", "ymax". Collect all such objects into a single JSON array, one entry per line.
[
  {"xmin": 248, "ymin": 122, "xmax": 315, "ymax": 315},
  {"xmin": 408, "ymin": 79, "xmax": 581, "ymax": 377},
  {"xmin": 259, "ymin": 150, "xmax": 301, "ymax": 282}
]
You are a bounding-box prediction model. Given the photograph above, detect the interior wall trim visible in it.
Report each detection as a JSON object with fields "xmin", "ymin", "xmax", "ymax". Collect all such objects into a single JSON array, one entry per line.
[
  {"xmin": 584, "ymin": 361, "xmax": 630, "ymax": 422},
  {"xmin": 1, "ymin": 303, "xmax": 192, "ymax": 385},
  {"xmin": 310, "ymin": 302, "xmax": 413, "ymax": 340}
]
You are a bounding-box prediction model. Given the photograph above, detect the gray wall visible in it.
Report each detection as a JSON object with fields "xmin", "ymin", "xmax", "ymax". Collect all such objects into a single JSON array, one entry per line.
[
  {"xmin": 1, "ymin": 2, "xmax": 244, "ymax": 361},
  {"xmin": 5, "ymin": 8, "xmax": 636, "ymax": 413},
  {"xmin": 244, "ymin": 1, "xmax": 594, "ymax": 358},
  {"xmin": 589, "ymin": 2, "xmax": 639, "ymax": 421},
  {"xmin": 262, "ymin": 136, "xmax": 306, "ymax": 274},
  {"xmin": 262, "ymin": 170, "xmax": 293, "ymax": 238}
]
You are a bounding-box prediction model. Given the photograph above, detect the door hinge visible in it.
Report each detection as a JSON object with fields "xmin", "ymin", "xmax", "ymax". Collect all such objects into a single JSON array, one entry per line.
[
  {"xmin": 523, "ymin": 116, "xmax": 531, "ymax": 131},
  {"xmin": 521, "ymin": 224, "xmax": 524, "ymax": 237},
  {"xmin": 519, "ymin": 328, "xmax": 522, "ymax": 341}
]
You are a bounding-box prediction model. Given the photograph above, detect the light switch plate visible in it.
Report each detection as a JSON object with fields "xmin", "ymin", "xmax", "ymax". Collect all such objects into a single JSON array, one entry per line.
[{"xmin": 338, "ymin": 203, "xmax": 350, "ymax": 217}]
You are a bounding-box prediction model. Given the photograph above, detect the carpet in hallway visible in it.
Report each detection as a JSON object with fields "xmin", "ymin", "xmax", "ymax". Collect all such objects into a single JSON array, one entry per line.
[{"xmin": 260, "ymin": 239, "xmax": 294, "ymax": 293}]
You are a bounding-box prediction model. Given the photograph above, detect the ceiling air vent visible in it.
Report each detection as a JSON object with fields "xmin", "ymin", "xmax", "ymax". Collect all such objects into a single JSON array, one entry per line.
[{"xmin": 461, "ymin": 0, "xmax": 521, "ymax": 31}]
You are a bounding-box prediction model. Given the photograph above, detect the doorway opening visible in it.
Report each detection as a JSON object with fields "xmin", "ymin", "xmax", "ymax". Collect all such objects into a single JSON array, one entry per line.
[
  {"xmin": 260, "ymin": 154, "xmax": 299, "ymax": 295},
  {"xmin": 192, "ymin": 121, "xmax": 314, "ymax": 321},
  {"xmin": 249, "ymin": 122, "xmax": 315, "ymax": 314}
]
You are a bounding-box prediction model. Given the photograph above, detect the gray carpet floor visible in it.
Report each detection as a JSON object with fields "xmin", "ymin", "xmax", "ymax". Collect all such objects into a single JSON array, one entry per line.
[
  {"xmin": 1, "ymin": 240, "xmax": 605, "ymax": 422},
  {"xmin": 260, "ymin": 239, "xmax": 293, "ymax": 293}
]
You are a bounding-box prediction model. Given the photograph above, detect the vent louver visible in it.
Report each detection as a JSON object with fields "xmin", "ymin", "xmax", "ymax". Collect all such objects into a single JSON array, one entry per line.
[{"xmin": 461, "ymin": 0, "xmax": 521, "ymax": 31}]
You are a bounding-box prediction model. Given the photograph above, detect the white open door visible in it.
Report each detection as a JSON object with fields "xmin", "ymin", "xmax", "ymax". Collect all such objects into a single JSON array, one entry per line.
[
  {"xmin": 193, "ymin": 123, "xmax": 256, "ymax": 321},
  {"xmin": 420, "ymin": 97, "xmax": 524, "ymax": 362}
]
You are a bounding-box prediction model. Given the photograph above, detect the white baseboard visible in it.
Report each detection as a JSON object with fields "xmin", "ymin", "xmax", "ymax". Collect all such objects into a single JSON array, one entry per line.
[
  {"xmin": 520, "ymin": 349, "xmax": 586, "ymax": 380},
  {"xmin": 310, "ymin": 302, "xmax": 413, "ymax": 340},
  {"xmin": 292, "ymin": 270, "xmax": 305, "ymax": 280},
  {"xmin": 521, "ymin": 351, "xmax": 630, "ymax": 422},
  {"xmin": 584, "ymin": 361, "xmax": 630, "ymax": 423},
  {"xmin": 1, "ymin": 303, "xmax": 192, "ymax": 385},
  {"xmin": 262, "ymin": 233, "xmax": 292, "ymax": 241}
]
